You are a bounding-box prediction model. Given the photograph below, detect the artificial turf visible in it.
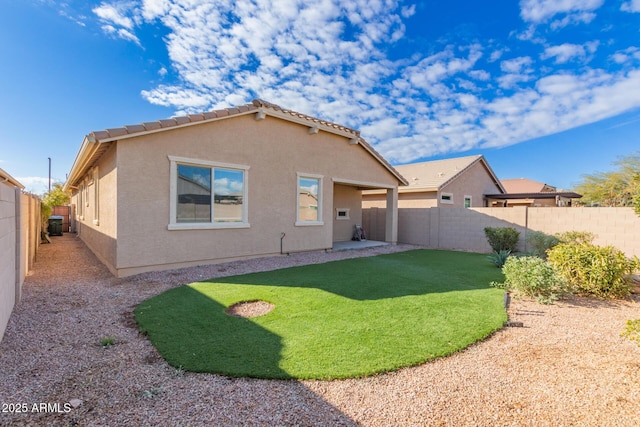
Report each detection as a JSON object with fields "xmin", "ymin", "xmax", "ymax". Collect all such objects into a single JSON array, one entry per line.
[{"xmin": 135, "ymin": 249, "xmax": 506, "ymax": 379}]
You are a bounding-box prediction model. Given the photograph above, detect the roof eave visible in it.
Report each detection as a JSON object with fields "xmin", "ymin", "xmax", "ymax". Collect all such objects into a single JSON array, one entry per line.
[{"xmin": 0, "ymin": 168, "xmax": 25, "ymax": 189}]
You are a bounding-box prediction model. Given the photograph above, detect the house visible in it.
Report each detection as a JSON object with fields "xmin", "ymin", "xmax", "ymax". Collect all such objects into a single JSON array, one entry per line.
[
  {"xmin": 63, "ymin": 99, "xmax": 407, "ymax": 277},
  {"xmin": 486, "ymin": 178, "xmax": 582, "ymax": 207},
  {"xmin": 363, "ymin": 155, "xmax": 504, "ymax": 209}
]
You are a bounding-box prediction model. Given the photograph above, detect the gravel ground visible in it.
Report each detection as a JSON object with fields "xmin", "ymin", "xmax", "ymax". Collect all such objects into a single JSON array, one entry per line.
[{"xmin": 0, "ymin": 234, "xmax": 638, "ymax": 426}]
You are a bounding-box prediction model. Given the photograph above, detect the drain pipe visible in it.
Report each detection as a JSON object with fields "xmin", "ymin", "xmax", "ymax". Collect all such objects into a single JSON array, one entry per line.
[{"xmin": 280, "ymin": 232, "xmax": 286, "ymax": 255}]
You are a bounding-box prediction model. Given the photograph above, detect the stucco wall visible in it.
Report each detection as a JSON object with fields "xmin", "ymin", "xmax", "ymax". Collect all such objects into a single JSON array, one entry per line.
[
  {"xmin": 0, "ymin": 184, "xmax": 17, "ymax": 342},
  {"xmin": 439, "ymin": 161, "xmax": 501, "ymax": 208},
  {"xmin": 100, "ymin": 113, "xmax": 399, "ymax": 276},
  {"xmin": 364, "ymin": 206, "xmax": 640, "ymax": 258},
  {"xmin": 364, "ymin": 160, "xmax": 499, "ymax": 209},
  {"xmin": 332, "ymin": 184, "xmax": 363, "ymax": 242},
  {"xmin": 72, "ymin": 143, "xmax": 118, "ymax": 273},
  {"xmin": 0, "ymin": 186, "xmax": 39, "ymax": 343}
]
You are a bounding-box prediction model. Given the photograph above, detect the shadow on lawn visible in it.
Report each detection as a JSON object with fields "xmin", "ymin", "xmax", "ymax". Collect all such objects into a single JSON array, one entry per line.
[
  {"xmin": 136, "ymin": 285, "xmax": 291, "ymax": 379},
  {"xmin": 205, "ymin": 249, "xmax": 502, "ymax": 300}
]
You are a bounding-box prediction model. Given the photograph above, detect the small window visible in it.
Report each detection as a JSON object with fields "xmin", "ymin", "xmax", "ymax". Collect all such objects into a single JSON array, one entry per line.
[
  {"xmin": 440, "ymin": 192, "xmax": 453, "ymax": 204},
  {"xmin": 93, "ymin": 167, "xmax": 100, "ymax": 225},
  {"xmin": 169, "ymin": 156, "xmax": 249, "ymax": 230},
  {"xmin": 464, "ymin": 195, "xmax": 472, "ymax": 208},
  {"xmin": 335, "ymin": 208, "xmax": 350, "ymax": 220},
  {"xmin": 296, "ymin": 174, "xmax": 323, "ymax": 225}
]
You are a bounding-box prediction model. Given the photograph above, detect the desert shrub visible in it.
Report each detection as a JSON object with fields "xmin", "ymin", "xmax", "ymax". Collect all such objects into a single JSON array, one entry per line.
[
  {"xmin": 484, "ymin": 227, "xmax": 520, "ymax": 253},
  {"xmin": 487, "ymin": 250, "xmax": 511, "ymax": 268},
  {"xmin": 526, "ymin": 231, "xmax": 560, "ymax": 259},
  {"xmin": 555, "ymin": 231, "xmax": 595, "ymax": 245},
  {"xmin": 491, "ymin": 256, "xmax": 566, "ymax": 304},
  {"xmin": 547, "ymin": 243, "xmax": 639, "ymax": 299},
  {"xmin": 621, "ymin": 319, "xmax": 640, "ymax": 347}
]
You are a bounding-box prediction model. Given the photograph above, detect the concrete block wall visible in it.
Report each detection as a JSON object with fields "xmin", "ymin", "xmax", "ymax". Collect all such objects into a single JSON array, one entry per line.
[
  {"xmin": 0, "ymin": 185, "xmax": 18, "ymax": 342},
  {"xmin": 0, "ymin": 186, "xmax": 40, "ymax": 343},
  {"xmin": 364, "ymin": 206, "xmax": 640, "ymax": 259}
]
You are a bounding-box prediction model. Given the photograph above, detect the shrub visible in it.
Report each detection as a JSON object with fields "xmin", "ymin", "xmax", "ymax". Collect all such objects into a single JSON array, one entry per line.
[
  {"xmin": 526, "ymin": 231, "xmax": 560, "ymax": 259},
  {"xmin": 487, "ymin": 250, "xmax": 511, "ymax": 268},
  {"xmin": 555, "ymin": 231, "xmax": 595, "ymax": 245},
  {"xmin": 491, "ymin": 256, "xmax": 566, "ymax": 304},
  {"xmin": 547, "ymin": 243, "xmax": 639, "ymax": 299},
  {"xmin": 621, "ymin": 319, "xmax": 640, "ymax": 347},
  {"xmin": 484, "ymin": 227, "xmax": 520, "ymax": 253},
  {"xmin": 100, "ymin": 336, "xmax": 116, "ymax": 347}
]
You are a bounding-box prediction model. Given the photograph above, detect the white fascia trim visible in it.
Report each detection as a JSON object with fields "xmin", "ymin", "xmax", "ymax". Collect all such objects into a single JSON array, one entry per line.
[
  {"xmin": 264, "ymin": 109, "xmax": 358, "ymax": 140},
  {"xmin": 332, "ymin": 177, "xmax": 395, "ymax": 189},
  {"xmin": 168, "ymin": 155, "xmax": 250, "ymax": 171},
  {"xmin": 294, "ymin": 221, "xmax": 325, "ymax": 227},
  {"xmin": 168, "ymin": 222, "xmax": 251, "ymax": 231}
]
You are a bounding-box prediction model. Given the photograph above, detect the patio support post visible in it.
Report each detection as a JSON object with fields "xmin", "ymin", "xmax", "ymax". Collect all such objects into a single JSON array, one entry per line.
[{"xmin": 384, "ymin": 187, "xmax": 398, "ymax": 244}]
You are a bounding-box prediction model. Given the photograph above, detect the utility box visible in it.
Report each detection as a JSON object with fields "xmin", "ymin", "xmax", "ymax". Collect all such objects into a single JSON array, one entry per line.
[{"xmin": 48, "ymin": 216, "xmax": 64, "ymax": 236}]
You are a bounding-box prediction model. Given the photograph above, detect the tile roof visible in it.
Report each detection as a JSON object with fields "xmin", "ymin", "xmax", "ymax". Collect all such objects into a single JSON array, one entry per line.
[
  {"xmin": 394, "ymin": 155, "xmax": 503, "ymax": 192},
  {"xmin": 66, "ymin": 99, "xmax": 407, "ymax": 190},
  {"xmin": 88, "ymin": 99, "xmax": 360, "ymax": 142},
  {"xmin": 501, "ymin": 178, "xmax": 555, "ymax": 193}
]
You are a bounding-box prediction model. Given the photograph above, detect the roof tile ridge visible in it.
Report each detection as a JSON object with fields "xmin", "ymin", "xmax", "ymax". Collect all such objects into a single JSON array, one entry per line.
[{"xmin": 252, "ymin": 98, "xmax": 359, "ymax": 136}]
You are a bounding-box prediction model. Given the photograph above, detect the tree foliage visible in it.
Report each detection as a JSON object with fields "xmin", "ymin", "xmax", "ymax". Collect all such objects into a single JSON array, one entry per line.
[
  {"xmin": 574, "ymin": 151, "xmax": 640, "ymax": 209},
  {"xmin": 41, "ymin": 182, "xmax": 71, "ymax": 224}
]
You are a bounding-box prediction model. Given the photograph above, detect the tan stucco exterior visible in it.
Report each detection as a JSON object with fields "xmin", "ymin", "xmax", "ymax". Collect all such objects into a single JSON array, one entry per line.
[
  {"xmin": 363, "ymin": 156, "xmax": 503, "ymax": 209},
  {"xmin": 67, "ymin": 102, "xmax": 404, "ymax": 277}
]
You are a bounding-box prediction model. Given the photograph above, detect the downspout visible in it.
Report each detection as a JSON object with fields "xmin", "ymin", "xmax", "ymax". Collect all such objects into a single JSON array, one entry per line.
[{"xmin": 280, "ymin": 232, "xmax": 287, "ymax": 255}]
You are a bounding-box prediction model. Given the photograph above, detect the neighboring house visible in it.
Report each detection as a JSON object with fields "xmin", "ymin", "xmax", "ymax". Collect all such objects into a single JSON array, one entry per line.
[
  {"xmin": 363, "ymin": 155, "xmax": 504, "ymax": 209},
  {"xmin": 486, "ymin": 178, "xmax": 582, "ymax": 207},
  {"xmin": 64, "ymin": 99, "xmax": 407, "ymax": 277}
]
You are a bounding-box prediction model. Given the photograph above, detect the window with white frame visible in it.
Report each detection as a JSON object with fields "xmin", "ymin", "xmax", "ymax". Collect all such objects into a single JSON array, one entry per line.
[
  {"xmin": 93, "ymin": 167, "xmax": 100, "ymax": 225},
  {"xmin": 77, "ymin": 184, "xmax": 84, "ymax": 220},
  {"xmin": 296, "ymin": 173, "xmax": 323, "ymax": 225},
  {"xmin": 168, "ymin": 156, "xmax": 249, "ymax": 230},
  {"xmin": 440, "ymin": 192, "xmax": 453, "ymax": 204},
  {"xmin": 464, "ymin": 195, "xmax": 472, "ymax": 208}
]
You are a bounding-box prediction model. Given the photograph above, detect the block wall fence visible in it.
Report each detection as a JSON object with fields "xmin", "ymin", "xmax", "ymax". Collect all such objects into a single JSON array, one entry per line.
[
  {"xmin": 363, "ymin": 206, "xmax": 640, "ymax": 259},
  {"xmin": 0, "ymin": 186, "xmax": 40, "ymax": 343}
]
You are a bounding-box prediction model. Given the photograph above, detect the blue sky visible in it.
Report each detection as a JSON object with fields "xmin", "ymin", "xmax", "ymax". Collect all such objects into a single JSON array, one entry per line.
[{"xmin": 1, "ymin": 0, "xmax": 639, "ymax": 195}]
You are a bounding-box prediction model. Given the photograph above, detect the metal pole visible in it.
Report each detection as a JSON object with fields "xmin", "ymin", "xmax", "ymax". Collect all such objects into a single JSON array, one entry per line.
[{"xmin": 48, "ymin": 157, "xmax": 51, "ymax": 193}]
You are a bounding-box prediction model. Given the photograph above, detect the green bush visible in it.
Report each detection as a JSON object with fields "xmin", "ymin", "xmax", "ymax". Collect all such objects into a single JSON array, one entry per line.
[
  {"xmin": 491, "ymin": 256, "xmax": 566, "ymax": 304},
  {"xmin": 484, "ymin": 227, "xmax": 520, "ymax": 253},
  {"xmin": 621, "ymin": 319, "xmax": 640, "ymax": 347},
  {"xmin": 555, "ymin": 231, "xmax": 595, "ymax": 245},
  {"xmin": 526, "ymin": 231, "xmax": 560, "ymax": 259},
  {"xmin": 547, "ymin": 243, "xmax": 639, "ymax": 299},
  {"xmin": 487, "ymin": 250, "xmax": 511, "ymax": 268}
]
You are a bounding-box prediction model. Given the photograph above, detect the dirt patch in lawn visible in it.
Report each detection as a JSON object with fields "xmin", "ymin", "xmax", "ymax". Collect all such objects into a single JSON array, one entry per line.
[{"xmin": 225, "ymin": 300, "xmax": 275, "ymax": 318}]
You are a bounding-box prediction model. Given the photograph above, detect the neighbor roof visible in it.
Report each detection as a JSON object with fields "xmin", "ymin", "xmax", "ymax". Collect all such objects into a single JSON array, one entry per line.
[
  {"xmin": 64, "ymin": 99, "xmax": 407, "ymax": 191},
  {"xmin": 501, "ymin": 178, "xmax": 555, "ymax": 193},
  {"xmin": 393, "ymin": 155, "xmax": 505, "ymax": 193}
]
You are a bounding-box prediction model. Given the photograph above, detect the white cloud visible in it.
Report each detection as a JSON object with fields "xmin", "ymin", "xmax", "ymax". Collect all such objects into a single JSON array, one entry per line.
[
  {"xmin": 621, "ymin": 0, "xmax": 640, "ymax": 12},
  {"xmin": 610, "ymin": 47, "xmax": 640, "ymax": 64},
  {"xmin": 519, "ymin": 0, "xmax": 604, "ymax": 24},
  {"xmin": 401, "ymin": 4, "xmax": 416, "ymax": 18},
  {"xmin": 549, "ymin": 11, "xmax": 596, "ymax": 30},
  {"xmin": 93, "ymin": 1, "xmax": 141, "ymax": 44},
  {"xmin": 15, "ymin": 176, "xmax": 50, "ymax": 195},
  {"xmin": 89, "ymin": 0, "xmax": 640, "ymax": 166},
  {"xmin": 541, "ymin": 42, "xmax": 598, "ymax": 64},
  {"xmin": 93, "ymin": 2, "xmax": 137, "ymax": 29}
]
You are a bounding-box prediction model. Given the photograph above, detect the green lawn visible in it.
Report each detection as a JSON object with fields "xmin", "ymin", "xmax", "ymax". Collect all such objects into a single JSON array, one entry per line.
[{"xmin": 135, "ymin": 249, "xmax": 506, "ymax": 379}]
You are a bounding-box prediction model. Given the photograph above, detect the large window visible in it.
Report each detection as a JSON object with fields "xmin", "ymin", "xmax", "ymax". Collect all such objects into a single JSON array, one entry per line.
[
  {"xmin": 296, "ymin": 174, "xmax": 323, "ymax": 225},
  {"xmin": 169, "ymin": 156, "xmax": 249, "ymax": 230}
]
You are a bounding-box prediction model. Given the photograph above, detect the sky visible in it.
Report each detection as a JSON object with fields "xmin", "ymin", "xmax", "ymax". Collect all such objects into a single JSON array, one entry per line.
[{"xmin": 1, "ymin": 0, "xmax": 639, "ymax": 195}]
